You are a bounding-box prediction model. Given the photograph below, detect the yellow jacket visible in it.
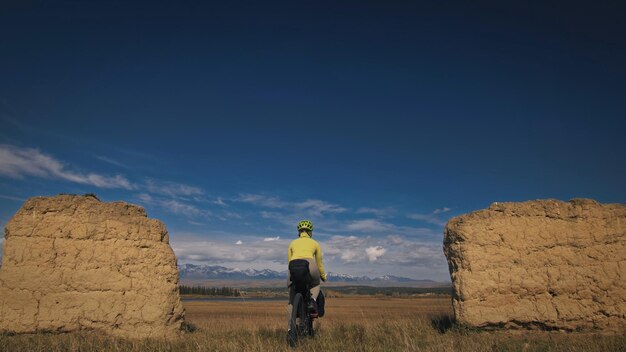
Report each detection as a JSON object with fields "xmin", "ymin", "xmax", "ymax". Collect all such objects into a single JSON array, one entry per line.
[{"xmin": 288, "ymin": 232, "xmax": 327, "ymax": 281}]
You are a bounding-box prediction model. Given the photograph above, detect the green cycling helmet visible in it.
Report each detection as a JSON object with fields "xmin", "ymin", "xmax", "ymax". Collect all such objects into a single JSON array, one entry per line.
[{"xmin": 297, "ymin": 220, "xmax": 313, "ymax": 232}]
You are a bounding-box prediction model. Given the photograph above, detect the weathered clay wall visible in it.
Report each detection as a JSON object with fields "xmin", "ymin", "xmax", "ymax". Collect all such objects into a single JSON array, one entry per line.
[
  {"xmin": 0, "ymin": 195, "xmax": 185, "ymax": 338},
  {"xmin": 444, "ymin": 199, "xmax": 625, "ymax": 332}
]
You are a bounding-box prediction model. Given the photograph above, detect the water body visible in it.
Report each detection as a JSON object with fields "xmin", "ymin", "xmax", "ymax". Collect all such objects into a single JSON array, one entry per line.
[{"xmin": 182, "ymin": 296, "xmax": 287, "ymax": 302}]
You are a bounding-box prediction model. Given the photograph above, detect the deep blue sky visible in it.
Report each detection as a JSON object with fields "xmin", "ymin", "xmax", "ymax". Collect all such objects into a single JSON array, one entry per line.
[{"xmin": 1, "ymin": 1, "xmax": 625, "ymax": 280}]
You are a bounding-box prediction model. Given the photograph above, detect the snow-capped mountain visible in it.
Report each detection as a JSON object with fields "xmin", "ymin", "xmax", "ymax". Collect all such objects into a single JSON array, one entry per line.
[
  {"xmin": 178, "ymin": 264, "xmax": 434, "ymax": 284},
  {"xmin": 178, "ymin": 264, "xmax": 285, "ymax": 280}
]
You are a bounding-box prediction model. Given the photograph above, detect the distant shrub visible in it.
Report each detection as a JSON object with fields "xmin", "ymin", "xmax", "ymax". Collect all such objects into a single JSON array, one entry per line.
[
  {"xmin": 83, "ymin": 193, "xmax": 100, "ymax": 201},
  {"xmin": 179, "ymin": 285, "xmax": 241, "ymax": 296}
]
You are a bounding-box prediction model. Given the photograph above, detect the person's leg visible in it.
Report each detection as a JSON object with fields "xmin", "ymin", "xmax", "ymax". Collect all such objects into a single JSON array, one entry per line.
[
  {"xmin": 306, "ymin": 258, "xmax": 321, "ymax": 300},
  {"xmin": 310, "ymin": 285, "xmax": 321, "ymax": 300}
]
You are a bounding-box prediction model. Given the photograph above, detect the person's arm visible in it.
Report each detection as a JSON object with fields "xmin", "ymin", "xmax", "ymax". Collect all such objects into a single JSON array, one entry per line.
[
  {"xmin": 288, "ymin": 241, "xmax": 293, "ymax": 262},
  {"xmin": 315, "ymin": 241, "xmax": 327, "ymax": 281}
]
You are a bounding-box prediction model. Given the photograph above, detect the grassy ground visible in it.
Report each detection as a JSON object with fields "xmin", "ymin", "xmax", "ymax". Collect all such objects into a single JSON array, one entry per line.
[{"xmin": 1, "ymin": 296, "xmax": 624, "ymax": 351}]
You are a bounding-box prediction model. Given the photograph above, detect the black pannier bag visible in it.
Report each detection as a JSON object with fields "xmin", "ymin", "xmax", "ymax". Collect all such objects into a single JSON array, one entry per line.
[
  {"xmin": 289, "ymin": 259, "xmax": 312, "ymax": 296},
  {"xmin": 317, "ymin": 289, "xmax": 325, "ymax": 317}
]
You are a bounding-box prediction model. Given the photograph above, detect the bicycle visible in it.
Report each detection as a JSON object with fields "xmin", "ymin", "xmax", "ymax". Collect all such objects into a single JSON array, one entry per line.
[{"xmin": 287, "ymin": 259, "xmax": 318, "ymax": 347}]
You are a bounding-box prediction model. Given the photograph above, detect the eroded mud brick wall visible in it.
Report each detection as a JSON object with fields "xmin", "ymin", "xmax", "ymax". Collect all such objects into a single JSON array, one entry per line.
[
  {"xmin": 0, "ymin": 195, "xmax": 185, "ymax": 338},
  {"xmin": 444, "ymin": 199, "xmax": 625, "ymax": 331}
]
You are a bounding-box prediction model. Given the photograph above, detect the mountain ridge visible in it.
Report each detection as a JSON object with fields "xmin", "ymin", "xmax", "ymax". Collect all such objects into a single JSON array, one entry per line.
[{"xmin": 178, "ymin": 263, "xmax": 443, "ymax": 285}]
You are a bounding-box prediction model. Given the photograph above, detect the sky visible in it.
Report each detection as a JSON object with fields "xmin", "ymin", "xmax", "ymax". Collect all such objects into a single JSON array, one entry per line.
[{"xmin": 0, "ymin": 1, "xmax": 625, "ymax": 281}]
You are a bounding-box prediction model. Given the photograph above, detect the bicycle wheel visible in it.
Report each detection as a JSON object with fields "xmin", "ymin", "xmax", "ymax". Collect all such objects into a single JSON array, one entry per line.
[
  {"xmin": 305, "ymin": 312, "xmax": 314, "ymax": 337},
  {"xmin": 287, "ymin": 293, "xmax": 303, "ymax": 347},
  {"xmin": 298, "ymin": 294, "xmax": 308, "ymax": 336}
]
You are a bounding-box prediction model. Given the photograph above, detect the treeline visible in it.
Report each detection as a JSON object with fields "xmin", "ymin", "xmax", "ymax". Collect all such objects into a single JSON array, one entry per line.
[{"xmin": 179, "ymin": 285, "xmax": 241, "ymax": 296}]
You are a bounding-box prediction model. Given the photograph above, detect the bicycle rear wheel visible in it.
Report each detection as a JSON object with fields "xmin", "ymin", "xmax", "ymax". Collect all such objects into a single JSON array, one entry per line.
[
  {"xmin": 287, "ymin": 293, "xmax": 303, "ymax": 347},
  {"xmin": 298, "ymin": 294, "xmax": 309, "ymax": 336}
]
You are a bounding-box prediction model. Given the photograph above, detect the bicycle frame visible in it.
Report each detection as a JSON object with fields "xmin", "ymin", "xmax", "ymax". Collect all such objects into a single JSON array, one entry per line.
[{"xmin": 287, "ymin": 279, "xmax": 317, "ymax": 346}]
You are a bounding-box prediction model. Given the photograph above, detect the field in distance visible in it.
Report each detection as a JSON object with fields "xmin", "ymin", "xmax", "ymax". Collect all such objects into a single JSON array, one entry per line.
[
  {"xmin": 180, "ymin": 279, "xmax": 450, "ymax": 289},
  {"xmin": 180, "ymin": 285, "xmax": 453, "ymax": 298},
  {"xmin": 1, "ymin": 296, "xmax": 624, "ymax": 352}
]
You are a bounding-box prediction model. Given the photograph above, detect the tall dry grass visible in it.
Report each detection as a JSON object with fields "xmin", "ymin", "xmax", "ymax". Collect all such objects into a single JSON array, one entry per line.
[{"xmin": 1, "ymin": 296, "xmax": 624, "ymax": 351}]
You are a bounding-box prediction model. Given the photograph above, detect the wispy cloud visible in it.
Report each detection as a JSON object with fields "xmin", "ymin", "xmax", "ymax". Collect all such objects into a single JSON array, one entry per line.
[
  {"xmin": 0, "ymin": 194, "xmax": 26, "ymax": 202},
  {"xmin": 297, "ymin": 199, "xmax": 347, "ymax": 216},
  {"xmin": 0, "ymin": 144, "xmax": 134, "ymax": 189},
  {"xmin": 161, "ymin": 199, "xmax": 204, "ymax": 217},
  {"xmin": 136, "ymin": 193, "xmax": 208, "ymax": 218},
  {"xmin": 263, "ymin": 236, "xmax": 280, "ymax": 242},
  {"xmin": 340, "ymin": 219, "xmax": 436, "ymax": 240},
  {"xmin": 95, "ymin": 155, "xmax": 127, "ymax": 168},
  {"xmin": 237, "ymin": 193, "xmax": 347, "ymax": 217},
  {"xmin": 346, "ymin": 219, "xmax": 396, "ymax": 232},
  {"xmin": 260, "ymin": 211, "xmax": 283, "ymax": 219},
  {"xmin": 236, "ymin": 194, "xmax": 286, "ymax": 208},
  {"xmin": 407, "ymin": 207, "xmax": 454, "ymax": 226},
  {"xmin": 356, "ymin": 207, "xmax": 396, "ymax": 218},
  {"xmin": 433, "ymin": 207, "xmax": 451, "ymax": 214},
  {"xmin": 213, "ymin": 197, "xmax": 227, "ymax": 206},
  {"xmin": 145, "ymin": 179, "xmax": 204, "ymax": 198},
  {"xmin": 406, "ymin": 213, "xmax": 447, "ymax": 226}
]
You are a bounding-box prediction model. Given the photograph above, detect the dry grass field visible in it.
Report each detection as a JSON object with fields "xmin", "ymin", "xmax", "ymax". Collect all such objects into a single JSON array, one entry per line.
[{"xmin": 1, "ymin": 296, "xmax": 624, "ymax": 352}]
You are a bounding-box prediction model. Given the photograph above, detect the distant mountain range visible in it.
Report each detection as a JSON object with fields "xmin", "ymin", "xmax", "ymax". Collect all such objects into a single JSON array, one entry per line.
[{"xmin": 178, "ymin": 263, "xmax": 445, "ymax": 287}]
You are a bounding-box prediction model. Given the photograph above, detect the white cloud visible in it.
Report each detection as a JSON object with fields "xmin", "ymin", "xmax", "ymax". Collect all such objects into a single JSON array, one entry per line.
[
  {"xmin": 365, "ymin": 246, "xmax": 386, "ymax": 262},
  {"xmin": 0, "ymin": 144, "xmax": 134, "ymax": 189},
  {"xmin": 324, "ymin": 234, "xmax": 445, "ymax": 268},
  {"xmin": 263, "ymin": 236, "xmax": 280, "ymax": 242},
  {"xmin": 145, "ymin": 179, "xmax": 203, "ymax": 198},
  {"xmin": 340, "ymin": 249, "xmax": 359, "ymax": 263},
  {"xmin": 380, "ymin": 236, "xmax": 445, "ymax": 266},
  {"xmin": 168, "ymin": 231, "xmax": 449, "ymax": 279},
  {"xmin": 433, "ymin": 207, "xmax": 451, "ymax": 214},
  {"xmin": 171, "ymin": 234, "xmax": 287, "ymax": 264}
]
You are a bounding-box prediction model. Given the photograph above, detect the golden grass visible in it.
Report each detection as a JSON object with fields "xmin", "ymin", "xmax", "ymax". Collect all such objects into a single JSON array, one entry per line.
[{"xmin": 1, "ymin": 296, "xmax": 624, "ymax": 352}]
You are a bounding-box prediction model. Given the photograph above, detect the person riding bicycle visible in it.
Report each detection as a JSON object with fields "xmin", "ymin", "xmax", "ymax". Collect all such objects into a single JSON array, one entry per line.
[{"xmin": 288, "ymin": 220, "xmax": 327, "ymax": 316}]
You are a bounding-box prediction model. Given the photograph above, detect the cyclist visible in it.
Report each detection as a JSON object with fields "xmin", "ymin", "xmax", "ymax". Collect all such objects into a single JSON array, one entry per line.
[{"xmin": 288, "ymin": 220, "xmax": 327, "ymax": 316}]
